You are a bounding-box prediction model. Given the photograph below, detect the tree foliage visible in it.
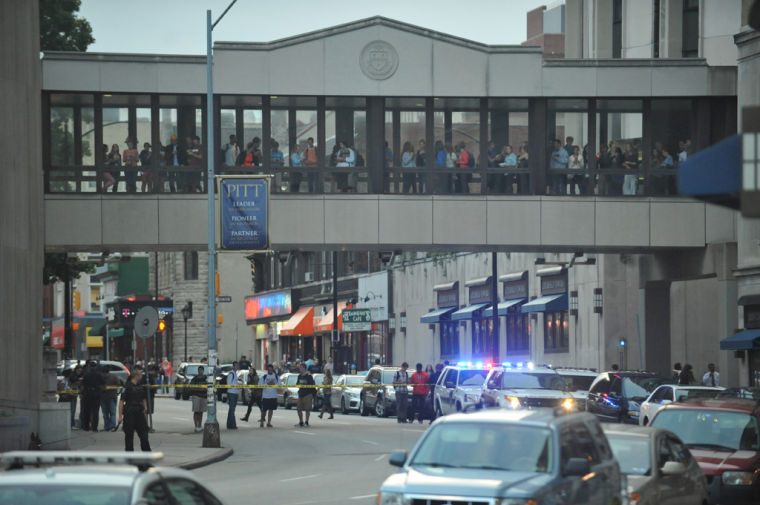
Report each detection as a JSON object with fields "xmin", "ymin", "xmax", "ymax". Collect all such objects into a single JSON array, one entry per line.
[
  {"xmin": 44, "ymin": 253, "xmax": 95, "ymax": 285},
  {"xmin": 40, "ymin": 0, "xmax": 94, "ymax": 52}
]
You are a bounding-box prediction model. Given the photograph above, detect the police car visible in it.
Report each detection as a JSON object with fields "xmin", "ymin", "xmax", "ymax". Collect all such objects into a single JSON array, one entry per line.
[
  {"xmin": 480, "ymin": 362, "xmax": 577, "ymax": 411},
  {"xmin": 0, "ymin": 451, "xmax": 228, "ymax": 505},
  {"xmin": 433, "ymin": 363, "xmax": 489, "ymax": 416}
]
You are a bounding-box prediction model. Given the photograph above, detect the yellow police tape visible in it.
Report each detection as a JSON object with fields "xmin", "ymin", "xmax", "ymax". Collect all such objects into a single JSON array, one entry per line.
[{"xmin": 55, "ymin": 383, "xmax": 418, "ymax": 395}]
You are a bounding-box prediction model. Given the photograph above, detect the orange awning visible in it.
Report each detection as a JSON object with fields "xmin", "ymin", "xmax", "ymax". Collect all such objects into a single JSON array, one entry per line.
[
  {"xmin": 279, "ymin": 306, "xmax": 315, "ymax": 337},
  {"xmin": 316, "ymin": 302, "xmax": 348, "ymax": 333}
]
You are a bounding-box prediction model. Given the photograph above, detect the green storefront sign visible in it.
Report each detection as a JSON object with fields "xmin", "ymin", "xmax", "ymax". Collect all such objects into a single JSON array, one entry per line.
[{"xmin": 342, "ymin": 308, "xmax": 371, "ymax": 331}]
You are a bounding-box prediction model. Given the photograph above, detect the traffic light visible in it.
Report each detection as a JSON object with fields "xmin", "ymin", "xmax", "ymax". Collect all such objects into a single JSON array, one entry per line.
[
  {"xmin": 250, "ymin": 261, "xmax": 256, "ymax": 286},
  {"xmin": 217, "ymin": 313, "xmax": 223, "ymax": 325},
  {"xmin": 215, "ymin": 272, "xmax": 220, "ymax": 296},
  {"xmin": 158, "ymin": 319, "xmax": 166, "ymax": 332},
  {"xmin": 73, "ymin": 291, "xmax": 81, "ymax": 310}
]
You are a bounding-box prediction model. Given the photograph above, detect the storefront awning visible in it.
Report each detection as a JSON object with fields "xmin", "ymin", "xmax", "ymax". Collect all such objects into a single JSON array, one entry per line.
[
  {"xmin": 482, "ymin": 298, "xmax": 527, "ymax": 318},
  {"xmin": 420, "ymin": 306, "xmax": 457, "ymax": 324},
  {"xmin": 316, "ymin": 301, "xmax": 348, "ymax": 333},
  {"xmin": 451, "ymin": 303, "xmax": 491, "ymax": 321},
  {"xmin": 678, "ymin": 134, "xmax": 740, "ymax": 208},
  {"xmin": 720, "ymin": 329, "xmax": 760, "ymax": 350},
  {"xmin": 521, "ymin": 294, "xmax": 568, "ymax": 313},
  {"xmin": 279, "ymin": 306, "xmax": 315, "ymax": 337}
]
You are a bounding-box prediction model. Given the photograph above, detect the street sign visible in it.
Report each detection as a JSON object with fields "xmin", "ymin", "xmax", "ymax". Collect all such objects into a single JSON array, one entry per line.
[
  {"xmin": 216, "ymin": 295, "xmax": 232, "ymax": 303},
  {"xmin": 342, "ymin": 308, "xmax": 371, "ymax": 331},
  {"xmin": 134, "ymin": 306, "xmax": 159, "ymax": 340}
]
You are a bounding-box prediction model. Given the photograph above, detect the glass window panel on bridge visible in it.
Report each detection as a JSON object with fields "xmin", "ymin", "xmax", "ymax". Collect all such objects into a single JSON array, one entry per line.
[
  {"xmin": 548, "ymin": 99, "xmax": 590, "ymax": 196},
  {"xmin": 443, "ymin": 98, "xmax": 481, "ymax": 195},
  {"xmin": 596, "ymin": 99, "xmax": 643, "ymax": 197},
  {"xmin": 48, "ymin": 93, "xmax": 94, "ymax": 193},
  {"xmin": 326, "ymin": 97, "xmax": 367, "ymax": 194},
  {"xmin": 158, "ymin": 95, "xmax": 203, "ymax": 194},
  {"xmin": 287, "ymin": 109, "xmax": 318, "ymax": 193},
  {"xmin": 651, "ymin": 99, "xmax": 693, "ymax": 196},
  {"xmin": 385, "ymin": 98, "xmax": 426, "ymax": 194},
  {"xmin": 488, "ymin": 99, "xmax": 530, "ymax": 195}
]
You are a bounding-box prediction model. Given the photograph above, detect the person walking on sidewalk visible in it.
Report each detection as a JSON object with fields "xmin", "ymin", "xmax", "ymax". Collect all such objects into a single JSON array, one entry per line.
[
  {"xmin": 118, "ymin": 365, "xmax": 151, "ymax": 452},
  {"xmin": 295, "ymin": 364, "xmax": 316, "ymax": 427},
  {"xmin": 393, "ymin": 363, "xmax": 410, "ymax": 423},
  {"xmin": 100, "ymin": 367, "xmax": 120, "ymax": 431},
  {"xmin": 161, "ymin": 357, "xmax": 173, "ymax": 394},
  {"xmin": 58, "ymin": 369, "xmax": 78, "ymax": 430},
  {"xmin": 190, "ymin": 365, "xmax": 208, "ymax": 432},
  {"xmin": 318, "ymin": 368, "xmax": 334, "ymax": 419},
  {"xmin": 260, "ymin": 363, "xmax": 280, "ymax": 427},
  {"xmin": 410, "ymin": 363, "xmax": 430, "ymax": 424},
  {"xmin": 241, "ymin": 368, "xmax": 263, "ymax": 422},
  {"xmin": 226, "ymin": 361, "xmax": 240, "ymax": 429},
  {"xmin": 81, "ymin": 361, "xmax": 104, "ymax": 431}
]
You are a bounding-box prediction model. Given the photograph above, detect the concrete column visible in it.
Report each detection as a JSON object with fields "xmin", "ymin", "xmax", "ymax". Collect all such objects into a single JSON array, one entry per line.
[{"xmin": 644, "ymin": 281, "xmax": 671, "ymax": 376}]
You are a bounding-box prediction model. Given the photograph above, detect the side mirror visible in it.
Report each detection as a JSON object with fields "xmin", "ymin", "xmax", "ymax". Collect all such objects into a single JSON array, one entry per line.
[
  {"xmin": 389, "ymin": 450, "xmax": 407, "ymax": 468},
  {"xmin": 564, "ymin": 457, "xmax": 591, "ymax": 477},
  {"xmin": 661, "ymin": 461, "xmax": 686, "ymax": 476}
]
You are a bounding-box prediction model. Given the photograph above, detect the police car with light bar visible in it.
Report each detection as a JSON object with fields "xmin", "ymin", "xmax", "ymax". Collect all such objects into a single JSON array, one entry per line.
[
  {"xmin": 433, "ymin": 362, "xmax": 490, "ymax": 416},
  {"xmin": 0, "ymin": 451, "xmax": 228, "ymax": 505},
  {"xmin": 480, "ymin": 362, "xmax": 578, "ymax": 412}
]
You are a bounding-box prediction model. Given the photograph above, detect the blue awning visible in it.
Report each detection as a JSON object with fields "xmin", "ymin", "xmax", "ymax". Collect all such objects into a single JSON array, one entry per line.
[
  {"xmin": 720, "ymin": 329, "xmax": 760, "ymax": 350},
  {"xmin": 678, "ymin": 134, "xmax": 740, "ymax": 205},
  {"xmin": 482, "ymin": 298, "xmax": 527, "ymax": 318},
  {"xmin": 420, "ymin": 306, "xmax": 457, "ymax": 324},
  {"xmin": 451, "ymin": 303, "xmax": 491, "ymax": 321},
  {"xmin": 521, "ymin": 294, "xmax": 568, "ymax": 314}
]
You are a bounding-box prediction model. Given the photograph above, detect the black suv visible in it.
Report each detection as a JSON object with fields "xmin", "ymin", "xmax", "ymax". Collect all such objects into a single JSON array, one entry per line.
[
  {"xmin": 360, "ymin": 366, "xmax": 412, "ymax": 417},
  {"xmin": 585, "ymin": 371, "xmax": 669, "ymax": 424}
]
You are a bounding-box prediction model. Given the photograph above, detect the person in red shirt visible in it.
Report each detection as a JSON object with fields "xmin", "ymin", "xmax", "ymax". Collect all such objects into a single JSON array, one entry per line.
[{"xmin": 410, "ymin": 363, "xmax": 430, "ymax": 424}]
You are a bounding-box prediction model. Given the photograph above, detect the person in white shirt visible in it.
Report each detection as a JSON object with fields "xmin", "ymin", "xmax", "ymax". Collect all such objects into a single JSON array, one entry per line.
[
  {"xmin": 260, "ymin": 364, "xmax": 281, "ymax": 428},
  {"xmin": 702, "ymin": 363, "xmax": 720, "ymax": 387},
  {"xmin": 226, "ymin": 361, "xmax": 240, "ymax": 429}
]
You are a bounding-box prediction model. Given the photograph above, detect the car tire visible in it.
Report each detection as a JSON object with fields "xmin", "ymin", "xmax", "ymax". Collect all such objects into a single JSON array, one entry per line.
[
  {"xmin": 175, "ymin": 389, "xmax": 181, "ymax": 400},
  {"xmin": 182, "ymin": 392, "xmax": 189, "ymax": 401},
  {"xmin": 455, "ymin": 401, "xmax": 462, "ymax": 412},
  {"xmin": 341, "ymin": 397, "xmax": 349, "ymax": 415},
  {"xmin": 435, "ymin": 400, "xmax": 443, "ymax": 417},
  {"xmin": 642, "ymin": 417, "xmax": 649, "ymax": 426},
  {"xmin": 285, "ymin": 394, "xmax": 292, "ymax": 409},
  {"xmin": 359, "ymin": 396, "xmax": 369, "ymax": 416},
  {"xmin": 375, "ymin": 396, "xmax": 387, "ymax": 417}
]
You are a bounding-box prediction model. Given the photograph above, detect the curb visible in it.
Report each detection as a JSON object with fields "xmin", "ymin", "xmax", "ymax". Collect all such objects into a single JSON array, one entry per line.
[{"xmin": 177, "ymin": 446, "xmax": 233, "ymax": 470}]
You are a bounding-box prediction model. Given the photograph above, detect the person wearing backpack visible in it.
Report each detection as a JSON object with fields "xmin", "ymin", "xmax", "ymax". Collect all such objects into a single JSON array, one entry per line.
[{"xmin": 393, "ymin": 362, "xmax": 410, "ymax": 424}]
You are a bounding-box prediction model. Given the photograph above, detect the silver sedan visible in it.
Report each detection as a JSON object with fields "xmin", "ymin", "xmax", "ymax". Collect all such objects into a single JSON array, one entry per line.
[
  {"xmin": 329, "ymin": 374, "xmax": 364, "ymax": 414},
  {"xmin": 603, "ymin": 424, "xmax": 708, "ymax": 505}
]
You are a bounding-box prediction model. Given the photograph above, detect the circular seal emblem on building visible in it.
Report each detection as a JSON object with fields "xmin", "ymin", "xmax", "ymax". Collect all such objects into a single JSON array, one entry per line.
[{"xmin": 360, "ymin": 40, "xmax": 399, "ymax": 81}]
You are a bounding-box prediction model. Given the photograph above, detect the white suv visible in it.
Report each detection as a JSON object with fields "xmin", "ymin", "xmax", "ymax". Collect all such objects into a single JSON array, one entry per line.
[
  {"xmin": 433, "ymin": 365, "xmax": 489, "ymax": 416},
  {"xmin": 480, "ymin": 363, "xmax": 576, "ymax": 411}
]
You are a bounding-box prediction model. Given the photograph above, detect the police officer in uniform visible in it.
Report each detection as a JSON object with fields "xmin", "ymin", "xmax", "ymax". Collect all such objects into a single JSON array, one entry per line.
[{"xmin": 118, "ymin": 365, "xmax": 151, "ymax": 451}]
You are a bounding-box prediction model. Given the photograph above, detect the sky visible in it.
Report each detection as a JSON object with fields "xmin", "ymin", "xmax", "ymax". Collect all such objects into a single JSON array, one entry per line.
[{"xmin": 78, "ymin": 0, "xmax": 551, "ymax": 54}]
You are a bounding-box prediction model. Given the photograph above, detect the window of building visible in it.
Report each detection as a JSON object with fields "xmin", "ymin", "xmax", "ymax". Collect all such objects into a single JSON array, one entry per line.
[
  {"xmin": 506, "ymin": 313, "xmax": 530, "ymax": 353},
  {"xmin": 682, "ymin": 0, "xmax": 699, "ymax": 58},
  {"xmin": 440, "ymin": 321, "xmax": 459, "ymax": 358},
  {"xmin": 612, "ymin": 0, "xmax": 622, "ymax": 58},
  {"xmin": 183, "ymin": 251, "xmax": 198, "ymax": 280},
  {"xmin": 472, "ymin": 317, "xmax": 494, "ymax": 358},
  {"xmin": 544, "ymin": 311, "xmax": 569, "ymax": 352},
  {"xmin": 653, "ymin": 0, "xmax": 661, "ymax": 58}
]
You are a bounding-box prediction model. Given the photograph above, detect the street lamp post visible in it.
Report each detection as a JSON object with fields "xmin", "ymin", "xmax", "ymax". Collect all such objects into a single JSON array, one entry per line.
[
  {"xmin": 181, "ymin": 303, "xmax": 191, "ymax": 362},
  {"xmin": 204, "ymin": 0, "xmax": 237, "ymax": 449}
]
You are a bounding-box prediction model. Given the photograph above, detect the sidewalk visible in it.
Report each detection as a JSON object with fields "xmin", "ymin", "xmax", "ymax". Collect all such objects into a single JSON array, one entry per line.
[{"xmin": 68, "ymin": 425, "xmax": 232, "ymax": 470}]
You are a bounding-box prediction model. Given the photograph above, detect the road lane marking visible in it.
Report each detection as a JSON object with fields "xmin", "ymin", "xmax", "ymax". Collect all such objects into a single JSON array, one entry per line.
[
  {"xmin": 374, "ymin": 454, "xmax": 387, "ymax": 461},
  {"xmin": 171, "ymin": 417, "xmax": 187, "ymax": 421},
  {"xmin": 402, "ymin": 428, "xmax": 425, "ymax": 433},
  {"xmin": 350, "ymin": 494, "xmax": 377, "ymax": 500},
  {"xmin": 280, "ymin": 473, "xmax": 319, "ymax": 482},
  {"xmin": 294, "ymin": 430, "xmax": 315, "ymax": 436},
  {"xmin": 361, "ymin": 439, "xmax": 380, "ymax": 445}
]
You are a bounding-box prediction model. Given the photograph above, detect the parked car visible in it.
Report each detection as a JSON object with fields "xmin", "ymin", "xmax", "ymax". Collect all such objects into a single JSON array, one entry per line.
[
  {"xmin": 554, "ymin": 367, "xmax": 599, "ymax": 410},
  {"xmin": 360, "ymin": 366, "xmax": 412, "ymax": 418},
  {"xmin": 329, "ymin": 374, "xmax": 364, "ymax": 414},
  {"xmin": 586, "ymin": 371, "xmax": 670, "ymax": 424},
  {"xmin": 603, "ymin": 424, "xmax": 709, "ymax": 505},
  {"xmin": 173, "ymin": 362, "xmax": 208, "ymax": 400},
  {"xmin": 59, "ymin": 360, "xmax": 130, "ymax": 386},
  {"xmin": 0, "ymin": 451, "xmax": 229, "ymax": 505},
  {"xmin": 650, "ymin": 397, "xmax": 760, "ymax": 505},
  {"xmin": 433, "ymin": 365, "xmax": 489, "ymax": 416},
  {"xmin": 638, "ymin": 384, "xmax": 723, "ymax": 425},
  {"xmin": 377, "ymin": 408, "xmax": 622, "ymax": 505},
  {"xmin": 277, "ymin": 372, "xmax": 299, "ymax": 409},
  {"xmin": 215, "ymin": 363, "xmax": 235, "ymax": 402},
  {"xmin": 480, "ymin": 363, "xmax": 577, "ymax": 411},
  {"xmin": 237, "ymin": 369, "xmax": 267, "ymax": 405}
]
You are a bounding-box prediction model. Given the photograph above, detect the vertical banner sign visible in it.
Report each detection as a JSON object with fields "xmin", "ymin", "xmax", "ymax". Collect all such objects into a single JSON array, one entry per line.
[{"xmin": 219, "ymin": 176, "xmax": 270, "ymax": 251}]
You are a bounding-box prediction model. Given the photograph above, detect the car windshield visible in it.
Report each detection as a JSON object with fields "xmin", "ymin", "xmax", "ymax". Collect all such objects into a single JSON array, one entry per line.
[
  {"xmin": 459, "ymin": 370, "xmax": 488, "ymax": 386},
  {"xmin": 286, "ymin": 375, "xmax": 298, "ymax": 386},
  {"xmin": 314, "ymin": 375, "xmax": 324, "ymax": 385},
  {"xmin": 501, "ymin": 372, "xmax": 566, "ymax": 391},
  {"xmin": 651, "ymin": 409, "xmax": 760, "ymax": 451},
  {"xmin": 185, "ymin": 365, "xmax": 201, "ymax": 376},
  {"xmin": 0, "ymin": 485, "xmax": 130, "ymax": 505},
  {"xmin": 559, "ymin": 375, "xmax": 596, "ymax": 392},
  {"xmin": 220, "ymin": 365, "xmax": 233, "ymax": 372},
  {"xmin": 382, "ymin": 371, "xmax": 397, "ymax": 384},
  {"xmin": 345, "ymin": 376, "xmax": 364, "ymax": 386},
  {"xmin": 411, "ymin": 422, "xmax": 553, "ymax": 472},
  {"xmin": 622, "ymin": 377, "xmax": 667, "ymax": 400},
  {"xmin": 606, "ymin": 435, "xmax": 651, "ymax": 475}
]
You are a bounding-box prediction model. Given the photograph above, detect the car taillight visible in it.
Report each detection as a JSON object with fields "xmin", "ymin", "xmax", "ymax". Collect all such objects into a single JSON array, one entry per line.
[{"xmin": 123, "ymin": 364, "xmax": 130, "ymax": 376}]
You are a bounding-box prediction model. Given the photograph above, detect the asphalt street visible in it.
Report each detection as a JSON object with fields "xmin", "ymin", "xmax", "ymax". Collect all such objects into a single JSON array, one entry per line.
[{"xmin": 151, "ymin": 396, "xmax": 427, "ymax": 504}]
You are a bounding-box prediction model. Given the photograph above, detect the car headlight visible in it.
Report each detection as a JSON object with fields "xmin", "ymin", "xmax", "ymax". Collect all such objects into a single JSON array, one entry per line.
[
  {"xmin": 722, "ymin": 471, "xmax": 755, "ymax": 485},
  {"xmin": 376, "ymin": 491, "xmax": 407, "ymax": 505},
  {"xmin": 561, "ymin": 398, "xmax": 575, "ymax": 411},
  {"xmin": 504, "ymin": 396, "xmax": 521, "ymax": 409},
  {"xmin": 464, "ymin": 394, "xmax": 478, "ymax": 402}
]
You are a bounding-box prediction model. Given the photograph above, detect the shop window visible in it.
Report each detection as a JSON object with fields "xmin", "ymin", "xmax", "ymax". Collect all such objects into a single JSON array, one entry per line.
[
  {"xmin": 440, "ymin": 321, "xmax": 459, "ymax": 358},
  {"xmin": 506, "ymin": 313, "xmax": 530, "ymax": 353},
  {"xmin": 183, "ymin": 251, "xmax": 198, "ymax": 281},
  {"xmin": 544, "ymin": 311, "xmax": 569, "ymax": 353}
]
